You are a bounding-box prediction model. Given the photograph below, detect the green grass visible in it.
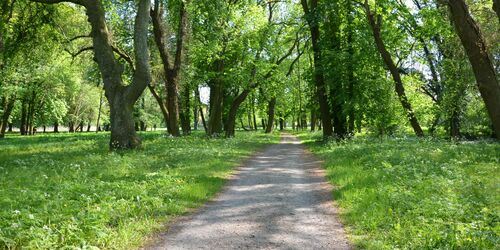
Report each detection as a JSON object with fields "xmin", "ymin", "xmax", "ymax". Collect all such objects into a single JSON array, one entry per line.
[
  {"xmin": 297, "ymin": 131, "xmax": 499, "ymax": 249},
  {"xmin": 0, "ymin": 131, "xmax": 279, "ymax": 249}
]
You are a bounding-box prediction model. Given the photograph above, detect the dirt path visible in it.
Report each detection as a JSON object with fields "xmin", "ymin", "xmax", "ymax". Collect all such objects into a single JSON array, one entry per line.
[{"xmin": 146, "ymin": 133, "xmax": 351, "ymax": 250}]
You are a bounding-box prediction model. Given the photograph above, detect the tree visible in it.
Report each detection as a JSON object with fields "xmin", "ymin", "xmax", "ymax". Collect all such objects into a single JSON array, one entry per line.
[
  {"xmin": 32, "ymin": 0, "xmax": 152, "ymax": 149},
  {"xmin": 363, "ymin": 0, "xmax": 424, "ymax": 137},
  {"xmin": 443, "ymin": 0, "xmax": 500, "ymax": 139},
  {"xmin": 301, "ymin": 0, "xmax": 334, "ymax": 138},
  {"xmin": 150, "ymin": 0, "xmax": 188, "ymax": 137}
]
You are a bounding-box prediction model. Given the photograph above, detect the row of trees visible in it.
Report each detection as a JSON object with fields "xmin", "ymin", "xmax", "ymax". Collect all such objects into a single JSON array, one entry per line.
[{"xmin": 1, "ymin": 0, "xmax": 498, "ymax": 149}]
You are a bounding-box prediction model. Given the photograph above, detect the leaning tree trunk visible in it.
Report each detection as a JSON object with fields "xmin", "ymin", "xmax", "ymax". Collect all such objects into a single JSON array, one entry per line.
[
  {"xmin": 265, "ymin": 97, "xmax": 276, "ymax": 134},
  {"xmin": 446, "ymin": 0, "xmax": 500, "ymax": 139},
  {"xmin": 364, "ymin": 1, "xmax": 424, "ymax": 137},
  {"xmin": 148, "ymin": 85, "xmax": 170, "ymax": 133}
]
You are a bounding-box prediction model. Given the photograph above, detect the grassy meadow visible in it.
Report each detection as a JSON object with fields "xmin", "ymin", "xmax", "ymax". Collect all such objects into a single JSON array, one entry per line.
[
  {"xmin": 298, "ymin": 131, "xmax": 499, "ymax": 249},
  {"xmin": 0, "ymin": 131, "xmax": 278, "ymax": 249}
]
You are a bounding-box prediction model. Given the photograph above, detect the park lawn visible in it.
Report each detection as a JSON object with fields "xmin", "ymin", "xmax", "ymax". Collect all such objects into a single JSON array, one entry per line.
[
  {"xmin": 297, "ymin": 131, "xmax": 499, "ymax": 249},
  {"xmin": 0, "ymin": 131, "xmax": 279, "ymax": 249}
]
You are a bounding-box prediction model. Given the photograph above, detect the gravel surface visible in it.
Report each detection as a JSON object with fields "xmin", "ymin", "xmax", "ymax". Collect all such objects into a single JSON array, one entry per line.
[{"xmin": 146, "ymin": 134, "xmax": 351, "ymax": 250}]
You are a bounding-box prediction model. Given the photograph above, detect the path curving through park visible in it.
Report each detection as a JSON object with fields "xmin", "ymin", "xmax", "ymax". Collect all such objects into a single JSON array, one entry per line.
[{"xmin": 146, "ymin": 133, "xmax": 351, "ymax": 250}]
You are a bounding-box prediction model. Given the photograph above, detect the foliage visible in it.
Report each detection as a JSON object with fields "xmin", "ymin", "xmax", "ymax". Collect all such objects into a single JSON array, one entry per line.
[
  {"xmin": 0, "ymin": 131, "xmax": 279, "ymax": 249},
  {"xmin": 297, "ymin": 131, "xmax": 499, "ymax": 249}
]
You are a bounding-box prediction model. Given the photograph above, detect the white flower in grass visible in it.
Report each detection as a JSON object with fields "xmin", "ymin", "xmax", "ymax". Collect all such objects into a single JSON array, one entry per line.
[
  {"xmin": 11, "ymin": 223, "xmax": 19, "ymax": 228},
  {"xmin": 42, "ymin": 225, "xmax": 50, "ymax": 230},
  {"xmin": 28, "ymin": 214, "xmax": 34, "ymax": 220},
  {"xmin": 13, "ymin": 210, "xmax": 20, "ymax": 215}
]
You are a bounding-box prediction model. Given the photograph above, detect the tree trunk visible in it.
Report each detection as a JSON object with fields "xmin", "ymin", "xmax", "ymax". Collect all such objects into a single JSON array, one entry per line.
[
  {"xmin": 180, "ymin": 84, "xmax": 191, "ymax": 135},
  {"xmin": 261, "ymin": 119, "xmax": 266, "ymax": 131},
  {"xmin": 0, "ymin": 96, "xmax": 15, "ymax": 138},
  {"xmin": 200, "ymin": 107, "xmax": 207, "ymax": 133},
  {"xmin": 279, "ymin": 116, "xmax": 284, "ymax": 131},
  {"xmin": 207, "ymin": 60, "xmax": 225, "ymax": 136},
  {"xmin": 347, "ymin": 1, "xmax": 356, "ymax": 134},
  {"xmin": 54, "ymin": 122, "xmax": 59, "ymax": 133},
  {"xmin": 311, "ymin": 110, "xmax": 316, "ymax": 131},
  {"xmin": 225, "ymin": 89, "xmax": 250, "ymax": 137},
  {"xmin": 494, "ymin": 0, "xmax": 500, "ymax": 23},
  {"xmin": 301, "ymin": 0, "xmax": 334, "ymax": 138},
  {"xmin": 87, "ymin": 122, "xmax": 91, "ymax": 132},
  {"xmin": 252, "ymin": 97, "xmax": 258, "ymax": 130},
  {"xmin": 446, "ymin": 0, "xmax": 500, "ymax": 139},
  {"xmin": 8, "ymin": 123, "xmax": 12, "ymax": 132},
  {"xmin": 194, "ymin": 87, "xmax": 200, "ymax": 130},
  {"xmin": 148, "ymin": 85, "xmax": 170, "ymax": 133},
  {"xmin": 20, "ymin": 100, "xmax": 27, "ymax": 135},
  {"xmin": 450, "ymin": 108, "xmax": 461, "ymax": 139},
  {"xmin": 151, "ymin": 0, "xmax": 187, "ymax": 137},
  {"xmin": 108, "ymin": 93, "xmax": 141, "ymax": 149},
  {"xmin": 364, "ymin": 1, "xmax": 424, "ymax": 137},
  {"xmin": 265, "ymin": 97, "xmax": 276, "ymax": 133}
]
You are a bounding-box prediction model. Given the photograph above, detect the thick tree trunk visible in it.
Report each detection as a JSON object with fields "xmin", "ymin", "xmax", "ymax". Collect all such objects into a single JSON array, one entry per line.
[
  {"xmin": 108, "ymin": 93, "xmax": 141, "ymax": 149},
  {"xmin": 364, "ymin": 1, "xmax": 424, "ymax": 137},
  {"xmin": 225, "ymin": 89, "xmax": 250, "ymax": 138},
  {"xmin": 279, "ymin": 116, "xmax": 284, "ymax": 131},
  {"xmin": 54, "ymin": 122, "xmax": 59, "ymax": 133},
  {"xmin": 301, "ymin": 0, "xmax": 334, "ymax": 138},
  {"xmin": 166, "ymin": 76, "xmax": 181, "ymax": 136},
  {"xmin": 446, "ymin": 0, "xmax": 500, "ymax": 139},
  {"xmin": 0, "ymin": 96, "xmax": 15, "ymax": 138},
  {"xmin": 265, "ymin": 97, "xmax": 276, "ymax": 133},
  {"xmin": 207, "ymin": 60, "xmax": 225, "ymax": 136}
]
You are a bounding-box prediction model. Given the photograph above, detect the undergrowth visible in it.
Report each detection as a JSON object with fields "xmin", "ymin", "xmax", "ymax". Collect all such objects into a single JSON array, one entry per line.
[{"xmin": 297, "ymin": 131, "xmax": 499, "ymax": 249}]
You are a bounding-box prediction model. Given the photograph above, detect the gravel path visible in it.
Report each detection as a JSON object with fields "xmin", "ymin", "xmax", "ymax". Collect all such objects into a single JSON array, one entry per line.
[{"xmin": 146, "ymin": 133, "xmax": 351, "ymax": 250}]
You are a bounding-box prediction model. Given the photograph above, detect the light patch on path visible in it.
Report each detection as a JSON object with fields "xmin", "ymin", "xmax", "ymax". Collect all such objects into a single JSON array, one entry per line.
[{"xmin": 145, "ymin": 134, "xmax": 351, "ymax": 250}]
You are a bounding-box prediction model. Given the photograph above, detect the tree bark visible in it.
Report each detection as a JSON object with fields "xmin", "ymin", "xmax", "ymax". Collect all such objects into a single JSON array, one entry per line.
[
  {"xmin": 301, "ymin": 0, "xmax": 333, "ymax": 139},
  {"xmin": 494, "ymin": 0, "xmax": 500, "ymax": 23},
  {"xmin": 364, "ymin": 1, "xmax": 424, "ymax": 137},
  {"xmin": 180, "ymin": 84, "xmax": 191, "ymax": 135},
  {"xmin": 0, "ymin": 96, "xmax": 15, "ymax": 138},
  {"xmin": 207, "ymin": 60, "xmax": 225, "ymax": 136},
  {"xmin": 446, "ymin": 0, "xmax": 500, "ymax": 139},
  {"xmin": 265, "ymin": 97, "xmax": 276, "ymax": 133},
  {"xmin": 225, "ymin": 89, "xmax": 251, "ymax": 137}
]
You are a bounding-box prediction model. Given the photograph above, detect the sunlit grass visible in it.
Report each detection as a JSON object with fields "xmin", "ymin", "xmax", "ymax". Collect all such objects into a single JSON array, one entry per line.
[
  {"xmin": 0, "ymin": 131, "xmax": 279, "ymax": 249},
  {"xmin": 297, "ymin": 131, "xmax": 499, "ymax": 249}
]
